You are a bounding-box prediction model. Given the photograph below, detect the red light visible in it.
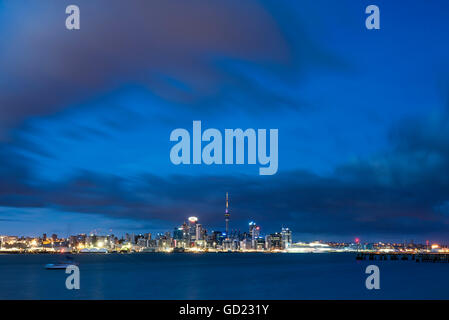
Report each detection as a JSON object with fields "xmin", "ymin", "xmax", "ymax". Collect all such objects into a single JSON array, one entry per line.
[{"xmin": 355, "ymin": 238, "xmax": 360, "ymax": 244}]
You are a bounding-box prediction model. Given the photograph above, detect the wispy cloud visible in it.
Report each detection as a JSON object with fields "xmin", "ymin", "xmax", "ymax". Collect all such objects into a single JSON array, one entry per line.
[
  {"xmin": 1, "ymin": 111, "xmax": 449, "ymax": 238},
  {"xmin": 0, "ymin": 0, "xmax": 344, "ymax": 137}
]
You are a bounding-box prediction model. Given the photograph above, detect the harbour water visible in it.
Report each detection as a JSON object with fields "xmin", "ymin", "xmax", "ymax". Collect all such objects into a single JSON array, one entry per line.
[{"xmin": 0, "ymin": 253, "xmax": 448, "ymax": 299}]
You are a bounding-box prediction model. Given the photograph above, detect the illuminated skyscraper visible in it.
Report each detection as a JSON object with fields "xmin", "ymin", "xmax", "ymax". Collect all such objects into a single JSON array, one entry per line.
[
  {"xmin": 188, "ymin": 216, "xmax": 198, "ymax": 245},
  {"xmin": 225, "ymin": 192, "xmax": 230, "ymax": 239},
  {"xmin": 249, "ymin": 221, "xmax": 260, "ymax": 249},
  {"xmin": 265, "ymin": 233, "xmax": 282, "ymax": 250},
  {"xmin": 195, "ymin": 224, "xmax": 204, "ymax": 241},
  {"xmin": 281, "ymin": 228, "xmax": 292, "ymax": 249}
]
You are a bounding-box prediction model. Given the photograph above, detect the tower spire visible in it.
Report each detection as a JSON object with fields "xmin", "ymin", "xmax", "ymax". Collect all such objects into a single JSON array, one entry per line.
[{"xmin": 225, "ymin": 192, "xmax": 230, "ymax": 239}]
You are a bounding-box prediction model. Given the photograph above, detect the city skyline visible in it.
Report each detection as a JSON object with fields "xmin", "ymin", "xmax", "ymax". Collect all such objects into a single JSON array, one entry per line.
[
  {"xmin": 0, "ymin": 194, "xmax": 297, "ymax": 252},
  {"xmin": 1, "ymin": 190, "xmax": 448, "ymax": 244},
  {"xmin": 1, "ymin": 193, "xmax": 296, "ymax": 243}
]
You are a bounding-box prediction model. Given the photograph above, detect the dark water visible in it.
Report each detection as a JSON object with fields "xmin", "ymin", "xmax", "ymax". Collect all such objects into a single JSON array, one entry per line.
[{"xmin": 0, "ymin": 253, "xmax": 447, "ymax": 299}]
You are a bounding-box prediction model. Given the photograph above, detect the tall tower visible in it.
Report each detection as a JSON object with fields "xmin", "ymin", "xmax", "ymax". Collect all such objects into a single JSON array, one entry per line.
[{"xmin": 225, "ymin": 192, "xmax": 230, "ymax": 239}]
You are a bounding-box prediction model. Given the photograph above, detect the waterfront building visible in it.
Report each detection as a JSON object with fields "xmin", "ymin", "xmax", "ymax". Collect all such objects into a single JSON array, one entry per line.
[
  {"xmin": 249, "ymin": 222, "xmax": 260, "ymax": 249},
  {"xmin": 188, "ymin": 216, "xmax": 198, "ymax": 246},
  {"xmin": 195, "ymin": 223, "xmax": 204, "ymax": 241},
  {"xmin": 125, "ymin": 233, "xmax": 136, "ymax": 244},
  {"xmin": 281, "ymin": 228, "xmax": 292, "ymax": 249},
  {"xmin": 222, "ymin": 239, "xmax": 233, "ymax": 251},
  {"xmin": 86, "ymin": 234, "xmax": 96, "ymax": 247},
  {"xmin": 287, "ymin": 241, "xmax": 333, "ymax": 253},
  {"xmin": 137, "ymin": 238, "xmax": 147, "ymax": 247},
  {"xmin": 266, "ymin": 233, "xmax": 282, "ymax": 250},
  {"xmin": 208, "ymin": 231, "xmax": 225, "ymax": 248},
  {"xmin": 147, "ymin": 239, "xmax": 157, "ymax": 249},
  {"xmin": 173, "ymin": 227, "xmax": 188, "ymax": 248},
  {"xmin": 240, "ymin": 238, "xmax": 252, "ymax": 251},
  {"xmin": 173, "ymin": 227, "xmax": 183, "ymax": 240},
  {"xmin": 69, "ymin": 235, "xmax": 77, "ymax": 247},
  {"xmin": 255, "ymin": 237, "xmax": 265, "ymax": 251},
  {"xmin": 180, "ymin": 222, "xmax": 189, "ymax": 244},
  {"xmin": 156, "ymin": 234, "xmax": 171, "ymax": 250}
]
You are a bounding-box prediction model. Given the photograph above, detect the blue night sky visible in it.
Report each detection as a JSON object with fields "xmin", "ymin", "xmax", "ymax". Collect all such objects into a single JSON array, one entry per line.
[{"xmin": 0, "ymin": 0, "xmax": 449, "ymax": 242}]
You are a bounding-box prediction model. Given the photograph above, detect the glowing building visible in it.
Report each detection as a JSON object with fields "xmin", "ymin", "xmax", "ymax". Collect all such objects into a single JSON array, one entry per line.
[
  {"xmin": 249, "ymin": 221, "xmax": 260, "ymax": 249},
  {"xmin": 225, "ymin": 192, "xmax": 230, "ymax": 239},
  {"xmin": 281, "ymin": 228, "xmax": 292, "ymax": 249}
]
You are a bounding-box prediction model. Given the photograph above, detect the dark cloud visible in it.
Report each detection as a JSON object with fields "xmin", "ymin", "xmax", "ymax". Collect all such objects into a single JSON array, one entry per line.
[
  {"xmin": 1, "ymin": 111, "xmax": 449, "ymax": 239},
  {"xmin": 0, "ymin": 0, "xmax": 343, "ymax": 137}
]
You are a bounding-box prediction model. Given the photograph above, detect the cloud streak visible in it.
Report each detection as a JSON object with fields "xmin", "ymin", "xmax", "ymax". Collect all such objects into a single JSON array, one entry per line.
[
  {"xmin": 0, "ymin": 0, "xmax": 343, "ymax": 137},
  {"xmin": 1, "ymin": 111, "xmax": 449, "ymax": 239}
]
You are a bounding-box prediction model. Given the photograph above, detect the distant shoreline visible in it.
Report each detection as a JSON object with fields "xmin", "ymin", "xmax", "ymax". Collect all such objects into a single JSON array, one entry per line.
[{"xmin": 0, "ymin": 250, "xmax": 346, "ymax": 255}]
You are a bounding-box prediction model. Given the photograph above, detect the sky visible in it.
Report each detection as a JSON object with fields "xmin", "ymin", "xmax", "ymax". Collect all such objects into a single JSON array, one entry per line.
[{"xmin": 0, "ymin": 0, "xmax": 449, "ymax": 243}]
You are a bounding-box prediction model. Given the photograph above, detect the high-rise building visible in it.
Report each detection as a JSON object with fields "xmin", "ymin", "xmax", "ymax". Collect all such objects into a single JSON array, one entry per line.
[
  {"xmin": 240, "ymin": 238, "xmax": 252, "ymax": 250},
  {"xmin": 173, "ymin": 227, "xmax": 183, "ymax": 240},
  {"xmin": 281, "ymin": 227, "xmax": 292, "ymax": 249},
  {"xmin": 125, "ymin": 233, "xmax": 136, "ymax": 244},
  {"xmin": 249, "ymin": 221, "xmax": 260, "ymax": 249},
  {"xmin": 188, "ymin": 216, "xmax": 198, "ymax": 245},
  {"xmin": 255, "ymin": 237, "xmax": 265, "ymax": 251},
  {"xmin": 196, "ymin": 224, "xmax": 206, "ymax": 241},
  {"xmin": 137, "ymin": 238, "xmax": 147, "ymax": 247},
  {"xmin": 266, "ymin": 233, "xmax": 282, "ymax": 250},
  {"xmin": 249, "ymin": 221, "xmax": 256, "ymax": 235},
  {"xmin": 225, "ymin": 192, "xmax": 230, "ymax": 239},
  {"xmin": 209, "ymin": 231, "xmax": 225, "ymax": 247}
]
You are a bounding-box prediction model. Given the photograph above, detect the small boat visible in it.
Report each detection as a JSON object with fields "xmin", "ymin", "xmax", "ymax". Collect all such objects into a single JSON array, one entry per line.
[
  {"xmin": 45, "ymin": 263, "xmax": 76, "ymax": 270},
  {"xmin": 45, "ymin": 254, "xmax": 78, "ymax": 270}
]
